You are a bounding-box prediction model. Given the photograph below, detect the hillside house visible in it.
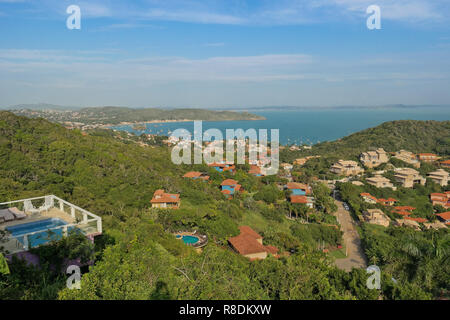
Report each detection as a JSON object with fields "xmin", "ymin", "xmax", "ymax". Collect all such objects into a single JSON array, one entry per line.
[
  {"xmin": 285, "ymin": 182, "xmax": 312, "ymax": 196},
  {"xmin": 363, "ymin": 209, "xmax": 391, "ymax": 227},
  {"xmin": 208, "ymin": 162, "xmax": 235, "ymax": 173},
  {"xmin": 289, "ymin": 195, "xmax": 315, "ymax": 208},
  {"xmin": 430, "ymin": 192, "xmax": 450, "ymax": 209},
  {"xmin": 427, "ymin": 169, "xmax": 449, "ymax": 187},
  {"xmin": 360, "ymin": 193, "xmax": 377, "ymax": 204},
  {"xmin": 330, "ymin": 160, "xmax": 364, "ymax": 176},
  {"xmin": 366, "ymin": 175, "xmax": 396, "ymax": 190},
  {"xmin": 393, "ymin": 150, "xmax": 420, "ymax": 168},
  {"xmin": 228, "ymin": 226, "xmax": 279, "ymax": 260},
  {"xmin": 151, "ymin": 190, "xmax": 180, "ymax": 209},
  {"xmin": 417, "ymin": 153, "xmax": 440, "ymax": 162},
  {"xmin": 183, "ymin": 171, "xmax": 210, "ymax": 181},
  {"xmin": 377, "ymin": 198, "xmax": 398, "ymax": 206},
  {"xmin": 360, "ymin": 148, "xmax": 389, "ymax": 168},
  {"xmin": 440, "ymin": 160, "xmax": 450, "ymax": 169},
  {"xmin": 436, "ymin": 212, "xmax": 450, "ymax": 225},
  {"xmin": 393, "ymin": 206, "xmax": 416, "ymax": 216},
  {"xmin": 220, "ymin": 179, "xmax": 241, "ymax": 198},
  {"xmin": 394, "ymin": 168, "xmax": 426, "ymax": 188},
  {"xmin": 249, "ymin": 165, "xmax": 264, "ymax": 177}
]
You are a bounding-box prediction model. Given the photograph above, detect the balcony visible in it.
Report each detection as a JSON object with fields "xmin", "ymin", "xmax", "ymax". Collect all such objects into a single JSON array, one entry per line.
[{"xmin": 0, "ymin": 195, "xmax": 102, "ymax": 254}]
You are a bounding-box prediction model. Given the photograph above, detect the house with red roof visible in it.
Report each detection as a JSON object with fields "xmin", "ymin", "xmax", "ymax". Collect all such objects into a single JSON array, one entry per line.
[
  {"xmin": 417, "ymin": 153, "xmax": 441, "ymax": 162},
  {"xmin": 249, "ymin": 165, "xmax": 264, "ymax": 177},
  {"xmin": 377, "ymin": 198, "xmax": 398, "ymax": 206},
  {"xmin": 220, "ymin": 179, "xmax": 241, "ymax": 198},
  {"xmin": 228, "ymin": 226, "xmax": 279, "ymax": 260},
  {"xmin": 393, "ymin": 206, "xmax": 415, "ymax": 216},
  {"xmin": 360, "ymin": 193, "xmax": 377, "ymax": 204},
  {"xmin": 183, "ymin": 171, "xmax": 210, "ymax": 181},
  {"xmin": 151, "ymin": 189, "xmax": 180, "ymax": 209},
  {"xmin": 208, "ymin": 162, "xmax": 235, "ymax": 173},
  {"xmin": 286, "ymin": 182, "xmax": 312, "ymax": 196},
  {"xmin": 441, "ymin": 159, "xmax": 450, "ymax": 169},
  {"xmin": 430, "ymin": 193, "xmax": 450, "ymax": 209},
  {"xmin": 404, "ymin": 217, "xmax": 428, "ymax": 223},
  {"xmin": 289, "ymin": 195, "xmax": 314, "ymax": 208},
  {"xmin": 436, "ymin": 212, "xmax": 450, "ymax": 225}
]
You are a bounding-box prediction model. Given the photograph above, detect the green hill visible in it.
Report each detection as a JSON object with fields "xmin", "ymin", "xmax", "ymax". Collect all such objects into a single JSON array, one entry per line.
[
  {"xmin": 9, "ymin": 106, "xmax": 265, "ymax": 126},
  {"xmin": 0, "ymin": 112, "xmax": 445, "ymax": 301},
  {"xmin": 314, "ymin": 120, "xmax": 450, "ymax": 156},
  {"xmin": 281, "ymin": 120, "xmax": 450, "ymax": 164}
]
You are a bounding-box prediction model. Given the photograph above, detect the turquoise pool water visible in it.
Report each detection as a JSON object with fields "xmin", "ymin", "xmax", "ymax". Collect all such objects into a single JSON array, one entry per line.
[
  {"xmin": 181, "ymin": 235, "xmax": 199, "ymax": 244},
  {"xmin": 6, "ymin": 218, "xmax": 73, "ymax": 248}
]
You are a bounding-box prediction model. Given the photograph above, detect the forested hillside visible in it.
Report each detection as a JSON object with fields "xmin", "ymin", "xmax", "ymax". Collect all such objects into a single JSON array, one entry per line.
[
  {"xmin": 282, "ymin": 120, "xmax": 450, "ymax": 163},
  {"xmin": 0, "ymin": 112, "xmax": 446, "ymax": 300},
  {"xmin": 10, "ymin": 106, "xmax": 265, "ymax": 125}
]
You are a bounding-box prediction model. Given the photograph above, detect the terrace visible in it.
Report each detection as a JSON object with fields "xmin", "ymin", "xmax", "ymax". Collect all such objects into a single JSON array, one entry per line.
[{"xmin": 0, "ymin": 195, "xmax": 102, "ymax": 254}]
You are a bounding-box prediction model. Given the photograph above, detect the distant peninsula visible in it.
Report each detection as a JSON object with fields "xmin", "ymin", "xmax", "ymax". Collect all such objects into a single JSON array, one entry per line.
[{"xmin": 8, "ymin": 106, "xmax": 266, "ymax": 130}]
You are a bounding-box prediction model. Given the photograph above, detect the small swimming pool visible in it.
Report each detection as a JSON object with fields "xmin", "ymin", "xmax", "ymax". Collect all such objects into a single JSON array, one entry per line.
[
  {"xmin": 182, "ymin": 235, "xmax": 199, "ymax": 245},
  {"xmin": 6, "ymin": 218, "xmax": 73, "ymax": 248}
]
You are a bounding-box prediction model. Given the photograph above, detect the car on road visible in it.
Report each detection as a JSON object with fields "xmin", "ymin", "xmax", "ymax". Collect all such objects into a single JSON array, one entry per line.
[{"xmin": 343, "ymin": 203, "xmax": 350, "ymax": 211}]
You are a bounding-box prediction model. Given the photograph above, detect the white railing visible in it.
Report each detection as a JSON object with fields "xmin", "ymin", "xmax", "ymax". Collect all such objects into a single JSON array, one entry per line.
[{"xmin": 0, "ymin": 195, "xmax": 102, "ymax": 254}]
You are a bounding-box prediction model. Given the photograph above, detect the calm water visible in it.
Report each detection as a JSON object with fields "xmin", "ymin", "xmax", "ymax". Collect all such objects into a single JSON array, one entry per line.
[{"xmin": 111, "ymin": 106, "xmax": 450, "ymax": 145}]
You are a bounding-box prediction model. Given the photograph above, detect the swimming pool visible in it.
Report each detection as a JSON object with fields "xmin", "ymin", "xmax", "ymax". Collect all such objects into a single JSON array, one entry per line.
[
  {"xmin": 181, "ymin": 235, "xmax": 199, "ymax": 245},
  {"xmin": 175, "ymin": 234, "xmax": 200, "ymax": 245},
  {"xmin": 6, "ymin": 218, "xmax": 72, "ymax": 248}
]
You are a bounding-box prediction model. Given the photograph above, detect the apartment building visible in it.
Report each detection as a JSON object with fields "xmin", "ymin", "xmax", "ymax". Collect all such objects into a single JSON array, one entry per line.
[
  {"xmin": 394, "ymin": 168, "xmax": 426, "ymax": 188},
  {"xmin": 393, "ymin": 150, "xmax": 420, "ymax": 168},
  {"xmin": 330, "ymin": 160, "xmax": 364, "ymax": 176},
  {"xmin": 360, "ymin": 148, "xmax": 389, "ymax": 168},
  {"xmin": 427, "ymin": 169, "xmax": 449, "ymax": 187},
  {"xmin": 417, "ymin": 153, "xmax": 441, "ymax": 163},
  {"xmin": 363, "ymin": 209, "xmax": 391, "ymax": 227},
  {"xmin": 366, "ymin": 175, "xmax": 396, "ymax": 190}
]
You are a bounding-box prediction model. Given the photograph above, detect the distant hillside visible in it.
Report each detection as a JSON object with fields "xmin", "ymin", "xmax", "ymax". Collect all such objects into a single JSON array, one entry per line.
[
  {"xmin": 9, "ymin": 106, "xmax": 265, "ymax": 126},
  {"xmin": 310, "ymin": 120, "xmax": 450, "ymax": 157},
  {"xmin": 5, "ymin": 103, "xmax": 80, "ymax": 111}
]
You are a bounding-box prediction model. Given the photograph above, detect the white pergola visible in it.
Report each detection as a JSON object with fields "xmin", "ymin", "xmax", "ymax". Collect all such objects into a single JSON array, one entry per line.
[{"xmin": 0, "ymin": 195, "xmax": 102, "ymax": 253}]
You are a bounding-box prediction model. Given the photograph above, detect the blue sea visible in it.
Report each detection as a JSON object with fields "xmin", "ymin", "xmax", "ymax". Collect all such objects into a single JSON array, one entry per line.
[{"xmin": 110, "ymin": 106, "xmax": 450, "ymax": 145}]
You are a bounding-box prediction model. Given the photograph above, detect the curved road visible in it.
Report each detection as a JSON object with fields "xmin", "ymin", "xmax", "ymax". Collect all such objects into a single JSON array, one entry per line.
[{"xmin": 333, "ymin": 200, "xmax": 368, "ymax": 272}]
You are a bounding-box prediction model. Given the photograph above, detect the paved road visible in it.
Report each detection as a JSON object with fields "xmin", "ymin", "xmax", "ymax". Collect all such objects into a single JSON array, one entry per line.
[{"xmin": 333, "ymin": 200, "xmax": 368, "ymax": 272}]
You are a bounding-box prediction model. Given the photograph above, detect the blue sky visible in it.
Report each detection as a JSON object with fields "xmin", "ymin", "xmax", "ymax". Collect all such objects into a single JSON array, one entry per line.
[{"xmin": 0, "ymin": 0, "xmax": 450, "ymax": 108}]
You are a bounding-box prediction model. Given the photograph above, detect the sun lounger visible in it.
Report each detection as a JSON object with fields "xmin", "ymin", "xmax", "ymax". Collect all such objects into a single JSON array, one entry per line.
[
  {"xmin": 0, "ymin": 209, "xmax": 15, "ymax": 222},
  {"xmin": 9, "ymin": 207, "xmax": 27, "ymax": 220}
]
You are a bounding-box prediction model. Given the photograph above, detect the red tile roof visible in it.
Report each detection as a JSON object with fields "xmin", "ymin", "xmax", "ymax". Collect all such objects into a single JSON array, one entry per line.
[
  {"xmin": 183, "ymin": 171, "xmax": 202, "ymax": 178},
  {"xmin": 221, "ymin": 179, "xmax": 238, "ymax": 186},
  {"xmin": 418, "ymin": 153, "xmax": 437, "ymax": 156},
  {"xmin": 229, "ymin": 233, "xmax": 267, "ymax": 255},
  {"xmin": 287, "ymin": 182, "xmax": 309, "ymax": 190},
  {"xmin": 360, "ymin": 193, "xmax": 377, "ymax": 201},
  {"xmin": 150, "ymin": 189, "xmax": 180, "ymax": 204},
  {"xmin": 436, "ymin": 211, "xmax": 450, "ymax": 221},
  {"xmin": 228, "ymin": 226, "xmax": 278, "ymax": 257},
  {"xmin": 264, "ymin": 245, "xmax": 279, "ymax": 255},
  {"xmin": 290, "ymin": 195, "xmax": 308, "ymax": 204},
  {"xmin": 404, "ymin": 217, "xmax": 427, "ymax": 223},
  {"xmin": 394, "ymin": 206, "xmax": 416, "ymax": 211},
  {"xmin": 239, "ymin": 226, "xmax": 263, "ymax": 240},
  {"xmin": 249, "ymin": 165, "xmax": 262, "ymax": 175}
]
